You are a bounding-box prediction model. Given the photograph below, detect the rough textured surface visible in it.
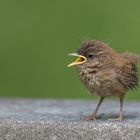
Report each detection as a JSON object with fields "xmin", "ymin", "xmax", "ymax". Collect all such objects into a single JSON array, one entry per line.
[{"xmin": 0, "ymin": 99, "xmax": 140, "ymax": 139}]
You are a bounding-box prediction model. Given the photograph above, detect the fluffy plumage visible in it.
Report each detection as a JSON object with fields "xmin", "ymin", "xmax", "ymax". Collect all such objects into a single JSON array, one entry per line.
[{"xmin": 72, "ymin": 40, "xmax": 139, "ymax": 121}]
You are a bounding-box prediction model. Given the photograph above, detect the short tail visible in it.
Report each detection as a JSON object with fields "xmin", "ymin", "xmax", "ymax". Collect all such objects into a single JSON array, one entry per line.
[{"xmin": 122, "ymin": 52, "xmax": 139, "ymax": 65}]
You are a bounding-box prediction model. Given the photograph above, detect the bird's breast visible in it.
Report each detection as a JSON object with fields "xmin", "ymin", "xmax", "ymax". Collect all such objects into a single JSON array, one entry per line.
[
  {"xmin": 78, "ymin": 69, "xmax": 102, "ymax": 94},
  {"xmin": 78, "ymin": 69, "xmax": 127, "ymax": 97}
]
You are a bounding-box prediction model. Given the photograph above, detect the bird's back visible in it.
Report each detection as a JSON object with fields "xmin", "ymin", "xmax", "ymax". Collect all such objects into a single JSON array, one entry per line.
[{"xmin": 116, "ymin": 52, "xmax": 139, "ymax": 90}]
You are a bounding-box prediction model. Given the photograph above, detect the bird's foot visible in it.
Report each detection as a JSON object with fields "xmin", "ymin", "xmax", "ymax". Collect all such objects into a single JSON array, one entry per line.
[
  {"xmin": 83, "ymin": 113, "xmax": 97, "ymax": 121},
  {"xmin": 108, "ymin": 114, "xmax": 123, "ymax": 122}
]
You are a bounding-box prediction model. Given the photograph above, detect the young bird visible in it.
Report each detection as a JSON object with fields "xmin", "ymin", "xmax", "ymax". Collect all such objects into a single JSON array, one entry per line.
[{"xmin": 68, "ymin": 40, "xmax": 139, "ymax": 121}]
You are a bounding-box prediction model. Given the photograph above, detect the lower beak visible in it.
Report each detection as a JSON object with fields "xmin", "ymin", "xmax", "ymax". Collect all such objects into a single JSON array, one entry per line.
[{"xmin": 67, "ymin": 53, "xmax": 87, "ymax": 67}]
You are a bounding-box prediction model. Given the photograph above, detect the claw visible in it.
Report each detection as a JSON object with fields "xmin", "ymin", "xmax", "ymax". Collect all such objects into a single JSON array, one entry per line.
[
  {"xmin": 108, "ymin": 115, "xmax": 123, "ymax": 122},
  {"xmin": 83, "ymin": 115, "xmax": 96, "ymax": 121}
]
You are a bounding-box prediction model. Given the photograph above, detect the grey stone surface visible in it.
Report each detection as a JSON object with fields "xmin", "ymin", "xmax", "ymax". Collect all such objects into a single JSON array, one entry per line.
[{"xmin": 0, "ymin": 99, "xmax": 139, "ymax": 139}]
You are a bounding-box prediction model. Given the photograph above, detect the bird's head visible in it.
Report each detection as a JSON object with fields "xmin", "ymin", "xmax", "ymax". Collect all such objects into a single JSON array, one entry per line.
[{"xmin": 67, "ymin": 40, "xmax": 108, "ymax": 68}]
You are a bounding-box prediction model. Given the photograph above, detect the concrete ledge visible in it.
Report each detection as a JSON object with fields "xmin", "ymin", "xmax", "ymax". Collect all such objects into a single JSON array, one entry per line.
[{"xmin": 0, "ymin": 99, "xmax": 140, "ymax": 139}]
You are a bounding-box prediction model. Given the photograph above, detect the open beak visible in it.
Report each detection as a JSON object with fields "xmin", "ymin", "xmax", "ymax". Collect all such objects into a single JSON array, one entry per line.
[{"xmin": 67, "ymin": 53, "xmax": 87, "ymax": 67}]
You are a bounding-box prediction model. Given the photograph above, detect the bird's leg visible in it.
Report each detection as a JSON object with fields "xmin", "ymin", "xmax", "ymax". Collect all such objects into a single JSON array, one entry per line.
[
  {"xmin": 108, "ymin": 96, "xmax": 124, "ymax": 122},
  {"xmin": 84, "ymin": 97, "xmax": 104, "ymax": 121}
]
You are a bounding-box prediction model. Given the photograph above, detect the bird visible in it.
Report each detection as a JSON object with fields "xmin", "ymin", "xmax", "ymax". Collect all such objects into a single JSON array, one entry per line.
[{"xmin": 67, "ymin": 40, "xmax": 139, "ymax": 121}]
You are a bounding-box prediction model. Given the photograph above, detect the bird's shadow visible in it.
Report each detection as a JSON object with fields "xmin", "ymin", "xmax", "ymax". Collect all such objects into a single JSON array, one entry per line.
[{"xmin": 79, "ymin": 112, "xmax": 138, "ymax": 122}]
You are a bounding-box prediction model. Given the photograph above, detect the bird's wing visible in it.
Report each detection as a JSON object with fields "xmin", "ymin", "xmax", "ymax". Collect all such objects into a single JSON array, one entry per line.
[{"xmin": 116, "ymin": 53, "xmax": 139, "ymax": 90}]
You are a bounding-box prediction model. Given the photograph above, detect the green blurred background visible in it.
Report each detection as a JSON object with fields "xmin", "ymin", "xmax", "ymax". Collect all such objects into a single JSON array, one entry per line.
[{"xmin": 0, "ymin": 0, "xmax": 140, "ymax": 99}]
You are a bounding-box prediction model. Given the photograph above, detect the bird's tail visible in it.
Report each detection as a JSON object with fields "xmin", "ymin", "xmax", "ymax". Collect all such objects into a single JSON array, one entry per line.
[{"xmin": 122, "ymin": 52, "xmax": 140, "ymax": 65}]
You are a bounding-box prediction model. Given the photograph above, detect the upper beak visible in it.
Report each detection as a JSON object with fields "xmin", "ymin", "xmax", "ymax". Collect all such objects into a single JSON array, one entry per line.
[{"xmin": 67, "ymin": 53, "xmax": 87, "ymax": 67}]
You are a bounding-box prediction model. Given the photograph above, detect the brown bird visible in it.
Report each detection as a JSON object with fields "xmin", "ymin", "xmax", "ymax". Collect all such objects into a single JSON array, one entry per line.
[{"xmin": 68, "ymin": 40, "xmax": 139, "ymax": 121}]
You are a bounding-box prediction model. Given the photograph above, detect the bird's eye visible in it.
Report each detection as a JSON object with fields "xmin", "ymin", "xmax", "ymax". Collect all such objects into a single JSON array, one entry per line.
[{"xmin": 88, "ymin": 54, "xmax": 93, "ymax": 58}]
